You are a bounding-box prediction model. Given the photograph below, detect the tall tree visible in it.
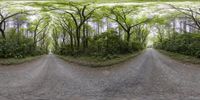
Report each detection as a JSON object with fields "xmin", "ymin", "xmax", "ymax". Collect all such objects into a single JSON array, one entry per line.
[
  {"xmin": 134, "ymin": 25, "xmax": 149, "ymax": 48},
  {"xmin": 58, "ymin": 15, "xmax": 75, "ymax": 51},
  {"xmin": 170, "ymin": 4, "xmax": 200, "ymax": 31},
  {"xmin": 59, "ymin": 2, "xmax": 99, "ymax": 49},
  {"xmin": 105, "ymin": 6, "xmax": 150, "ymax": 44},
  {"xmin": 30, "ymin": 16, "xmax": 50, "ymax": 48},
  {"xmin": 0, "ymin": 9, "xmax": 27, "ymax": 39}
]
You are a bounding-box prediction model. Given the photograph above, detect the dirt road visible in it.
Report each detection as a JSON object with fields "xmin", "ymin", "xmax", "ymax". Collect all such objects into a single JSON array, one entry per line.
[{"xmin": 0, "ymin": 48, "xmax": 200, "ymax": 100}]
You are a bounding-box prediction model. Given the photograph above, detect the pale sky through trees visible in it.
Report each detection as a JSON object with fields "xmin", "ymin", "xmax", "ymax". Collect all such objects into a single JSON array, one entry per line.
[{"xmin": 2, "ymin": 1, "xmax": 199, "ymax": 46}]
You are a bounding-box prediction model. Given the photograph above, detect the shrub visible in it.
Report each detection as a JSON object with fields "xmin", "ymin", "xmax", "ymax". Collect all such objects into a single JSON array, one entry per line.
[
  {"xmin": 55, "ymin": 29, "xmax": 141, "ymax": 57},
  {"xmin": 0, "ymin": 30, "xmax": 47, "ymax": 58},
  {"xmin": 155, "ymin": 33, "xmax": 200, "ymax": 58}
]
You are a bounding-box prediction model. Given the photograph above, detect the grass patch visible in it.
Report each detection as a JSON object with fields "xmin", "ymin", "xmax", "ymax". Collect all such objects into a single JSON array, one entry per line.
[
  {"xmin": 0, "ymin": 56, "xmax": 42, "ymax": 65},
  {"xmin": 159, "ymin": 50, "xmax": 200, "ymax": 64},
  {"xmin": 58, "ymin": 51, "xmax": 142, "ymax": 67}
]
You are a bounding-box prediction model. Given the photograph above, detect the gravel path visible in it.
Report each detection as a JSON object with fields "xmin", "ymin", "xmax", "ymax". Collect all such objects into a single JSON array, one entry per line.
[{"xmin": 0, "ymin": 48, "xmax": 200, "ymax": 100}]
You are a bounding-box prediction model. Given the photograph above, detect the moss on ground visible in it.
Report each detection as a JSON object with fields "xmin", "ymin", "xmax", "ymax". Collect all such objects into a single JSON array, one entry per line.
[
  {"xmin": 58, "ymin": 51, "xmax": 142, "ymax": 67},
  {"xmin": 159, "ymin": 50, "xmax": 200, "ymax": 65},
  {"xmin": 0, "ymin": 56, "xmax": 42, "ymax": 65}
]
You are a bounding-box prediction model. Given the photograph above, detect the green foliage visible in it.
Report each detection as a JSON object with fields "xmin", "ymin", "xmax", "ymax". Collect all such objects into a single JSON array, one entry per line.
[
  {"xmin": 0, "ymin": 29, "xmax": 47, "ymax": 58},
  {"xmin": 58, "ymin": 51, "xmax": 141, "ymax": 67},
  {"xmin": 46, "ymin": 0, "xmax": 200, "ymax": 3},
  {"xmin": 159, "ymin": 50, "xmax": 200, "ymax": 64},
  {"xmin": 89, "ymin": 29, "xmax": 129, "ymax": 56},
  {"xmin": 54, "ymin": 28, "xmax": 147, "ymax": 59},
  {"xmin": 50, "ymin": 3, "xmax": 150, "ymax": 59},
  {"xmin": 36, "ymin": 1, "xmax": 151, "ymax": 59},
  {"xmin": 0, "ymin": 56, "xmax": 41, "ymax": 65},
  {"xmin": 155, "ymin": 33, "xmax": 200, "ymax": 58},
  {"xmin": 132, "ymin": 25, "xmax": 149, "ymax": 49}
]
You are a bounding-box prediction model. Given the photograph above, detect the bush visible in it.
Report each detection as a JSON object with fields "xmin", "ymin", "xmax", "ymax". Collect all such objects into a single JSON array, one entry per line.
[
  {"xmin": 89, "ymin": 29, "xmax": 130, "ymax": 56},
  {"xmin": 54, "ymin": 28, "xmax": 147, "ymax": 58},
  {"xmin": 0, "ymin": 30, "xmax": 47, "ymax": 58},
  {"xmin": 155, "ymin": 33, "xmax": 200, "ymax": 58}
]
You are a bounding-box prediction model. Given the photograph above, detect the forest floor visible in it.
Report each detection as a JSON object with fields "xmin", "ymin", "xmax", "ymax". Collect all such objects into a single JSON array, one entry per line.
[
  {"xmin": 0, "ymin": 56, "xmax": 42, "ymax": 65},
  {"xmin": 58, "ymin": 51, "xmax": 142, "ymax": 67},
  {"xmin": 0, "ymin": 48, "xmax": 200, "ymax": 100},
  {"xmin": 158, "ymin": 50, "xmax": 200, "ymax": 65}
]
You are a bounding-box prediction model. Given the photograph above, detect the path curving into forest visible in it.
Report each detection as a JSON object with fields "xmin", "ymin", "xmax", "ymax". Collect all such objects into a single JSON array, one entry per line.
[{"xmin": 0, "ymin": 48, "xmax": 200, "ymax": 100}]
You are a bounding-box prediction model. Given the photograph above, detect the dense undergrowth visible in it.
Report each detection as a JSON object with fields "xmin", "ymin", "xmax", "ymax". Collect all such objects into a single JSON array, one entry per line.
[
  {"xmin": 0, "ymin": 1, "xmax": 199, "ymax": 65},
  {"xmin": 155, "ymin": 33, "xmax": 200, "ymax": 58},
  {"xmin": 51, "ymin": 3, "xmax": 149, "ymax": 60},
  {"xmin": 58, "ymin": 51, "xmax": 141, "ymax": 67},
  {"xmin": 54, "ymin": 29, "xmax": 146, "ymax": 59},
  {"xmin": 0, "ymin": 30, "xmax": 48, "ymax": 58}
]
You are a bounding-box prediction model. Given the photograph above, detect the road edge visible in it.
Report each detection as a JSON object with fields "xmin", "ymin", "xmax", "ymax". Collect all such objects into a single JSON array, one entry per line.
[
  {"xmin": 0, "ymin": 55, "xmax": 43, "ymax": 65},
  {"xmin": 158, "ymin": 49, "xmax": 200, "ymax": 65},
  {"xmin": 57, "ymin": 51, "xmax": 142, "ymax": 67}
]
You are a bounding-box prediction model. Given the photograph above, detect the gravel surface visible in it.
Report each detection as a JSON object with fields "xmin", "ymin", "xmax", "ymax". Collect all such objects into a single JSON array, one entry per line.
[{"xmin": 0, "ymin": 48, "xmax": 200, "ymax": 100}]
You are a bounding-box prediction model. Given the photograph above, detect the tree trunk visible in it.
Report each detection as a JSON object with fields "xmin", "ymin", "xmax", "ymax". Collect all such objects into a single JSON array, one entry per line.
[
  {"xmin": 33, "ymin": 32, "xmax": 37, "ymax": 49},
  {"xmin": 82, "ymin": 24, "xmax": 86, "ymax": 50},
  {"xmin": 62, "ymin": 29, "xmax": 66, "ymax": 45},
  {"xmin": 183, "ymin": 20, "xmax": 187, "ymax": 33},
  {"xmin": 106, "ymin": 18, "xmax": 109, "ymax": 30},
  {"xmin": 85, "ymin": 24, "xmax": 89, "ymax": 48},
  {"xmin": 126, "ymin": 31, "xmax": 131, "ymax": 43},
  {"xmin": 97, "ymin": 23, "xmax": 100, "ymax": 34},
  {"xmin": 76, "ymin": 29, "xmax": 80, "ymax": 50},
  {"xmin": 69, "ymin": 34, "xmax": 74, "ymax": 52},
  {"xmin": 173, "ymin": 20, "xmax": 176, "ymax": 32},
  {"xmin": 0, "ymin": 29, "xmax": 5, "ymax": 39}
]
